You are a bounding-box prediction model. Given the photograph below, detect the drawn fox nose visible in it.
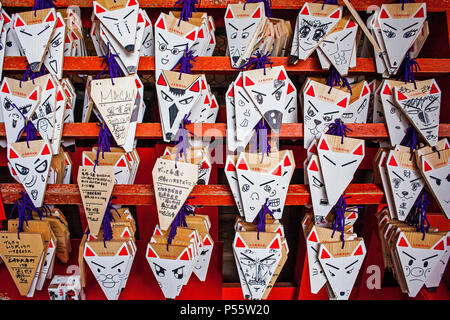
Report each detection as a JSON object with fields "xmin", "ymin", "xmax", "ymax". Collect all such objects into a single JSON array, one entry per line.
[
  {"xmin": 402, "ymin": 191, "xmax": 409, "ymax": 196},
  {"xmin": 232, "ymin": 56, "xmax": 240, "ymax": 63},
  {"xmin": 125, "ymin": 44, "xmax": 135, "ymax": 52},
  {"xmin": 340, "ymin": 291, "xmax": 345, "ymax": 296},
  {"xmin": 314, "ymin": 119, "xmax": 321, "ymax": 125}
]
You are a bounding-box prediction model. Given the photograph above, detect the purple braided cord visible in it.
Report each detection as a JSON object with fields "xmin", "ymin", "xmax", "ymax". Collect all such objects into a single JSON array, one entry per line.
[
  {"xmin": 253, "ymin": 198, "xmax": 275, "ymax": 240},
  {"xmin": 239, "ymin": 51, "xmax": 273, "ymax": 76},
  {"xmin": 327, "ymin": 118, "xmax": 352, "ymax": 144},
  {"xmin": 95, "ymin": 43, "xmax": 124, "ymax": 85},
  {"xmin": 20, "ymin": 64, "xmax": 48, "ymax": 88},
  {"xmin": 405, "ymin": 190, "xmax": 431, "ymax": 240},
  {"xmin": 9, "ymin": 191, "xmax": 47, "ymax": 238},
  {"xmin": 102, "ymin": 196, "xmax": 118, "ymax": 246},
  {"xmin": 167, "ymin": 197, "xmax": 195, "ymax": 249},
  {"xmin": 174, "ymin": 113, "xmax": 195, "ymax": 168},
  {"xmin": 94, "ymin": 121, "xmax": 112, "ymax": 173},
  {"xmin": 175, "ymin": 0, "xmax": 199, "ymax": 25},
  {"xmin": 172, "ymin": 44, "xmax": 198, "ymax": 79},
  {"xmin": 331, "ymin": 194, "xmax": 360, "ymax": 248},
  {"xmin": 244, "ymin": 0, "xmax": 272, "ymax": 18},
  {"xmin": 400, "ymin": 124, "xmax": 419, "ymax": 159},
  {"xmin": 251, "ymin": 119, "xmax": 271, "ymax": 162},
  {"xmin": 397, "ymin": 0, "xmax": 414, "ymax": 10},
  {"xmin": 326, "ymin": 66, "xmax": 352, "ymax": 95},
  {"xmin": 313, "ymin": 0, "xmax": 338, "ymax": 10},
  {"xmin": 397, "ymin": 49, "xmax": 420, "ymax": 89},
  {"xmin": 32, "ymin": 0, "xmax": 56, "ymax": 12},
  {"xmin": 11, "ymin": 101, "xmax": 38, "ymax": 146}
]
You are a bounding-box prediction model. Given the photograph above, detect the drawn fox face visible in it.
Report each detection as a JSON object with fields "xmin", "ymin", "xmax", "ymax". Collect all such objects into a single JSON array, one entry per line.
[
  {"xmin": 8, "ymin": 140, "xmax": 52, "ymax": 207},
  {"xmin": 156, "ymin": 71, "xmax": 201, "ymax": 142},
  {"xmin": 318, "ymin": 241, "xmax": 366, "ymax": 300},
  {"xmin": 378, "ymin": 4, "xmax": 426, "ymax": 68},
  {"xmin": 386, "ymin": 152, "xmax": 424, "ymax": 221},
  {"xmin": 224, "ymin": 4, "xmax": 262, "ymax": 68},
  {"xmin": 14, "ymin": 9, "xmax": 57, "ymax": 71},
  {"xmin": 396, "ymin": 234, "xmax": 446, "ymax": 297},
  {"xmin": 94, "ymin": 0, "xmax": 139, "ymax": 52},
  {"xmin": 84, "ymin": 242, "xmax": 131, "ymax": 300}
]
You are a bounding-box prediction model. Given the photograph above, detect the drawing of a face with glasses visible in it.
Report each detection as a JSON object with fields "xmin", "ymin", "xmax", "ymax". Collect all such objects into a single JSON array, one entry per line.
[{"xmin": 157, "ymin": 34, "xmax": 187, "ymax": 67}]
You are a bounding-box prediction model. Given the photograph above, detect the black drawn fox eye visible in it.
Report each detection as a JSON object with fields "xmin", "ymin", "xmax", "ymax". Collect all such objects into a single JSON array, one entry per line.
[
  {"xmin": 346, "ymin": 268, "xmax": 354, "ymax": 274},
  {"xmin": 35, "ymin": 160, "xmax": 48, "ymax": 173},
  {"xmin": 172, "ymin": 266, "xmax": 184, "ymax": 279},
  {"xmin": 423, "ymin": 261, "xmax": 428, "ymax": 268},
  {"xmin": 403, "ymin": 30, "xmax": 417, "ymax": 38},
  {"xmin": 231, "ymin": 32, "xmax": 237, "ymax": 39},
  {"xmin": 51, "ymin": 38, "xmax": 62, "ymax": 47},
  {"xmin": 158, "ymin": 42, "xmax": 167, "ymax": 52},
  {"xmin": 312, "ymin": 29, "xmax": 326, "ymax": 41},
  {"xmin": 179, "ymin": 96, "xmax": 193, "ymax": 105},
  {"xmin": 153, "ymin": 263, "xmax": 166, "ymax": 277},
  {"xmin": 383, "ymin": 30, "xmax": 396, "ymax": 38},
  {"xmin": 307, "ymin": 106, "xmax": 316, "ymax": 117},
  {"xmin": 4, "ymin": 98, "xmax": 14, "ymax": 111},
  {"xmin": 408, "ymin": 259, "xmax": 413, "ymax": 266},
  {"xmin": 161, "ymin": 91, "xmax": 173, "ymax": 102},
  {"xmin": 329, "ymin": 271, "xmax": 336, "ymax": 277},
  {"xmin": 242, "ymin": 32, "xmax": 249, "ymax": 39},
  {"xmin": 15, "ymin": 163, "xmax": 29, "ymax": 175},
  {"xmin": 323, "ymin": 115, "xmax": 334, "ymax": 122},
  {"xmin": 299, "ymin": 26, "xmax": 310, "ymax": 38}
]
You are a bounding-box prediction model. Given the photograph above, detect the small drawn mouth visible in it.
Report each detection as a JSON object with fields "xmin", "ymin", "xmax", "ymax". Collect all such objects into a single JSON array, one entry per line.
[
  {"xmin": 269, "ymin": 198, "xmax": 280, "ymax": 207},
  {"xmin": 194, "ymin": 266, "xmax": 202, "ymax": 270},
  {"xmin": 101, "ymin": 280, "xmax": 118, "ymax": 288},
  {"xmin": 161, "ymin": 58, "xmax": 169, "ymax": 65}
]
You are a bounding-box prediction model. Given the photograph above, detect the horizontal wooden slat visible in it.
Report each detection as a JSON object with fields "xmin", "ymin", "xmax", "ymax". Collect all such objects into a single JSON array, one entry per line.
[
  {"xmin": 3, "ymin": 57, "xmax": 450, "ymax": 74},
  {"xmin": 2, "ymin": 0, "xmax": 449, "ymax": 11},
  {"xmin": 0, "ymin": 183, "xmax": 385, "ymax": 205},
  {"xmin": 1, "ymin": 123, "xmax": 449, "ymax": 139}
]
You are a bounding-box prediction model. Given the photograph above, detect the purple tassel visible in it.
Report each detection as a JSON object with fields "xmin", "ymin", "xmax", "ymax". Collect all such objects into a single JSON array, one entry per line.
[
  {"xmin": 172, "ymin": 44, "xmax": 198, "ymax": 79},
  {"xmin": 331, "ymin": 194, "xmax": 360, "ymax": 248},
  {"xmin": 167, "ymin": 197, "xmax": 195, "ymax": 249},
  {"xmin": 239, "ymin": 51, "xmax": 273, "ymax": 75},
  {"xmin": 251, "ymin": 119, "xmax": 271, "ymax": 163},
  {"xmin": 327, "ymin": 118, "xmax": 352, "ymax": 144},
  {"xmin": 244, "ymin": 0, "xmax": 272, "ymax": 18},
  {"xmin": 174, "ymin": 113, "xmax": 195, "ymax": 168},
  {"xmin": 9, "ymin": 191, "xmax": 47, "ymax": 238},
  {"xmin": 326, "ymin": 66, "xmax": 352, "ymax": 95},
  {"xmin": 405, "ymin": 190, "xmax": 431, "ymax": 240},
  {"xmin": 239, "ymin": 51, "xmax": 273, "ymax": 157},
  {"xmin": 253, "ymin": 198, "xmax": 275, "ymax": 240},
  {"xmin": 32, "ymin": 0, "xmax": 56, "ymax": 12},
  {"xmin": 95, "ymin": 43, "xmax": 124, "ymax": 85},
  {"xmin": 400, "ymin": 124, "xmax": 419, "ymax": 159},
  {"xmin": 94, "ymin": 120, "xmax": 112, "ymax": 173},
  {"xmin": 11, "ymin": 101, "xmax": 39, "ymax": 146},
  {"xmin": 20, "ymin": 64, "xmax": 48, "ymax": 87},
  {"xmin": 102, "ymin": 196, "xmax": 119, "ymax": 246},
  {"xmin": 397, "ymin": 49, "xmax": 420, "ymax": 89},
  {"xmin": 175, "ymin": 0, "xmax": 199, "ymax": 25},
  {"xmin": 313, "ymin": 0, "xmax": 338, "ymax": 10},
  {"xmin": 397, "ymin": 0, "xmax": 414, "ymax": 10}
]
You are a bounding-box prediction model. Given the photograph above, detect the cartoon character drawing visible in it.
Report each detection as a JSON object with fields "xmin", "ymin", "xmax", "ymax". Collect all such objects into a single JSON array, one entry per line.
[
  {"xmin": 378, "ymin": 4, "xmax": 426, "ymax": 68},
  {"xmin": 318, "ymin": 240, "xmax": 366, "ymax": 300},
  {"xmin": 156, "ymin": 70, "xmax": 202, "ymax": 142},
  {"xmin": 386, "ymin": 151, "xmax": 424, "ymax": 221},
  {"xmin": 84, "ymin": 242, "xmax": 132, "ymax": 300},
  {"xmin": 94, "ymin": 0, "xmax": 139, "ymax": 52},
  {"xmin": 14, "ymin": 9, "xmax": 57, "ymax": 71},
  {"xmin": 224, "ymin": 4, "xmax": 263, "ymax": 68},
  {"xmin": 396, "ymin": 233, "xmax": 446, "ymax": 297}
]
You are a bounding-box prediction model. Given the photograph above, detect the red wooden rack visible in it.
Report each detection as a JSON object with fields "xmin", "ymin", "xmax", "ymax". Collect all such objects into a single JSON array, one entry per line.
[{"xmin": 0, "ymin": 0, "xmax": 449, "ymax": 300}]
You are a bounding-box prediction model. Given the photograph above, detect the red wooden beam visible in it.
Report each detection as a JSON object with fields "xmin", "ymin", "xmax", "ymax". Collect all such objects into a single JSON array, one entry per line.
[
  {"xmin": 3, "ymin": 56, "xmax": 450, "ymax": 74},
  {"xmin": 1, "ymin": 123, "xmax": 449, "ymax": 139},
  {"xmin": 0, "ymin": 183, "xmax": 386, "ymax": 205},
  {"xmin": 2, "ymin": 0, "xmax": 449, "ymax": 11}
]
